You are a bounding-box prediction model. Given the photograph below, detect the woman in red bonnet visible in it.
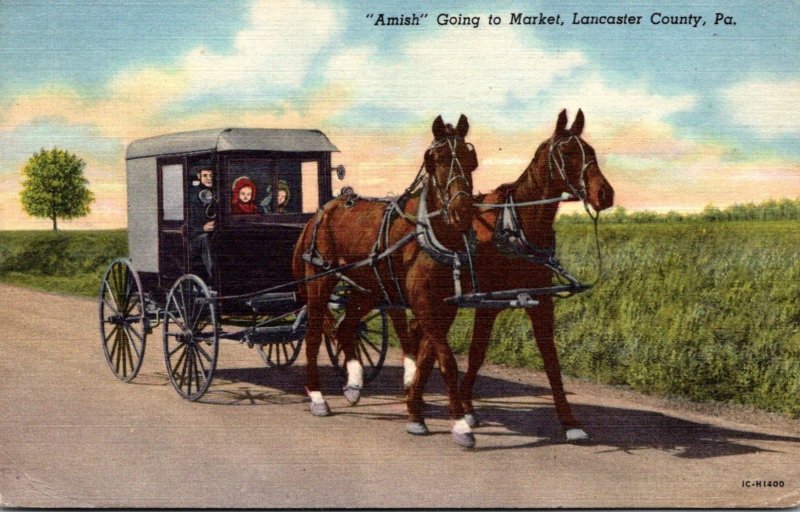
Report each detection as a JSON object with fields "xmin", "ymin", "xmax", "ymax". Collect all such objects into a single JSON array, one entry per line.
[{"xmin": 231, "ymin": 176, "xmax": 259, "ymax": 214}]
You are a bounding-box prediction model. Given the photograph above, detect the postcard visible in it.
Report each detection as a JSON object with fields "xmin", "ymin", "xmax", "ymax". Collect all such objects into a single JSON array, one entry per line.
[{"xmin": 1, "ymin": 1, "xmax": 798, "ymax": 508}]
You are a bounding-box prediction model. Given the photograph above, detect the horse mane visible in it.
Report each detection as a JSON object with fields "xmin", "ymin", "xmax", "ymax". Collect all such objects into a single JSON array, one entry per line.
[{"xmin": 485, "ymin": 142, "xmax": 548, "ymax": 201}]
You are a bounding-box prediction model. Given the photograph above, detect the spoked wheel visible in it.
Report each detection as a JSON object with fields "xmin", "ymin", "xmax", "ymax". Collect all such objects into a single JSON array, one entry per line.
[
  {"xmin": 99, "ymin": 258, "xmax": 147, "ymax": 382},
  {"xmin": 258, "ymin": 339, "xmax": 303, "ymax": 368},
  {"xmin": 256, "ymin": 308, "xmax": 305, "ymax": 369},
  {"xmin": 324, "ymin": 283, "xmax": 389, "ymax": 385},
  {"xmin": 162, "ymin": 274, "xmax": 219, "ymax": 401}
]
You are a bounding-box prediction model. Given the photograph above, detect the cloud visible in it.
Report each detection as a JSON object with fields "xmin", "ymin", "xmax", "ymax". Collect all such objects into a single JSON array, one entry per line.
[
  {"xmin": 323, "ymin": 29, "xmax": 697, "ymax": 132},
  {"xmin": 325, "ymin": 29, "xmax": 587, "ymax": 127},
  {"xmin": 181, "ymin": 0, "xmax": 341, "ymax": 100},
  {"xmin": 722, "ymin": 78, "xmax": 800, "ymax": 137}
]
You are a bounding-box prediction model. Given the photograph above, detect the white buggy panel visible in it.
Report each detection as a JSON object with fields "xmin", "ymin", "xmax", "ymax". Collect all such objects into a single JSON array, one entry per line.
[{"xmin": 126, "ymin": 156, "xmax": 159, "ymax": 273}]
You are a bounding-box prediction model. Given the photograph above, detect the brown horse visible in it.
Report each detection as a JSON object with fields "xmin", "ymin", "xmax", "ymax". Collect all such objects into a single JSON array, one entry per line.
[
  {"xmin": 462, "ymin": 108, "xmax": 614, "ymax": 441},
  {"xmin": 291, "ymin": 115, "xmax": 480, "ymax": 447},
  {"xmin": 402, "ymin": 109, "xmax": 614, "ymax": 446}
]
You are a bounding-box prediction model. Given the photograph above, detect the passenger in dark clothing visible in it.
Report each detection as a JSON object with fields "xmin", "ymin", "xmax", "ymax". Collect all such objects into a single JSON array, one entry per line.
[{"xmin": 189, "ymin": 168, "xmax": 216, "ymax": 282}]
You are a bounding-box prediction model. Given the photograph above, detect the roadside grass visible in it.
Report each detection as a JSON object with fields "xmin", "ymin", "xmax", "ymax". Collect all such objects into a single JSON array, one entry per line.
[
  {"xmin": 1, "ymin": 222, "xmax": 798, "ymax": 417},
  {"xmin": 0, "ymin": 230, "xmax": 126, "ymax": 297}
]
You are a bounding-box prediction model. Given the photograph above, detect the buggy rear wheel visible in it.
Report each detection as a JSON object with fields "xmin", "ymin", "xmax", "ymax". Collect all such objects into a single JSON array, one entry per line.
[
  {"xmin": 99, "ymin": 258, "xmax": 147, "ymax": 382},
  {"xmin": 162, "ymin": 274, "xmax": 219, "ymax": 401},
  {"xmin": 324, "ymin": 283, "xmax": 389, "ymax": 385}
]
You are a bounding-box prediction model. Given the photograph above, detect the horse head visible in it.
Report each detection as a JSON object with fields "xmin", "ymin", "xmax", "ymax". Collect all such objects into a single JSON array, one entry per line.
[
  {"xmin": 541, "ymin": 109, "xmax": 614, "ymax": 212},
  {"xmin": 424, "ymin": 114, "xmax": 478, "ymax": 233}
]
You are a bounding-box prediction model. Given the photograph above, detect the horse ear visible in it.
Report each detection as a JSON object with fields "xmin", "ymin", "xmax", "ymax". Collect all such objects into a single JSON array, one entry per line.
[
  {"xmin": 456, "ymin": 114, "xmax": 469, "ymax": 137},
  {"xmin": 554, "ymin": 109, "xmax": 568, "ymax": 139},
  {"xmin": 432, "ymin": 115, "xmax": 446, "ymax": 139},
  {"xmin": 570, "ymin": 109, "xmax": 585, "ymax": 136}
]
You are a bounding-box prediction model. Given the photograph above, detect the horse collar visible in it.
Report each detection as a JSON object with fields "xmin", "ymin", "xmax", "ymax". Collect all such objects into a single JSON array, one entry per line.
[
  {"xmin": 493, "ymin": 194, "xmax": 557, "ymax": 265},
  {"xmin": 416, "ymin": 178, "xmax": 476, "ymax": 267}
]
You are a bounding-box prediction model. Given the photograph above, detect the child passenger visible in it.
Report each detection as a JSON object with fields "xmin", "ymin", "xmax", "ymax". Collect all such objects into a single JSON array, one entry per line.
[{"xmin": 231, "ymin": 176, "xmax": 259, "ymax": 214}]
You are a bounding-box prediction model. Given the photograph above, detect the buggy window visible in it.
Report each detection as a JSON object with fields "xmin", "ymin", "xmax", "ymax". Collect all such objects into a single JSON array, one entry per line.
[
  {"xmin": 301, "ymin": 161, "xmax": 319, "ymax": 213},
  {"xmin": 228, "ymin": 157, "xmax": 302, "ymax": 215},
  {"xmin": 161, "ymin": 164, "xmax": 184, "ymax": 221}
]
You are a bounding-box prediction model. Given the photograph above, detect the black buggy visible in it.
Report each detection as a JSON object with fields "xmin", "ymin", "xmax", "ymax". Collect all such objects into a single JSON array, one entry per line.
[{"xmin": 99, "ymin": 128, "xmax": 389, "ymax": 400}]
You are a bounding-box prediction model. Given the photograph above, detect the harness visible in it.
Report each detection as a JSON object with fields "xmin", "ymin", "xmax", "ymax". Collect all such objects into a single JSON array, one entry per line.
[{"xmin": 302, "ymin": 136, "xmax": 478, "ymax": 307}]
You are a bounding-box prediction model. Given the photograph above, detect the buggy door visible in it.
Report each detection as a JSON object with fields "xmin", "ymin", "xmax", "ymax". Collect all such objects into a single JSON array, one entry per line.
[{"xmin": 157, "ymin": 159, "xmax": 188, "ymax": 287}]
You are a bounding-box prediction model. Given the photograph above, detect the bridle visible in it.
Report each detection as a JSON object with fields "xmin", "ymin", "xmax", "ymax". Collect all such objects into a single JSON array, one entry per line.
[
  {"xmin": 427, "ymin": 135, "xmax": 474, "ymax": 225},
  {"xmin": 547, "ymin": 134, "xmax": 598, "ymax": 220}
]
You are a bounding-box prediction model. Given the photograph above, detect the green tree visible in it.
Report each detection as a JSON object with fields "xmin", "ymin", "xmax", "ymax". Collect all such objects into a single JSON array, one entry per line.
[{"xmin": 19, "ymin": 148, "xmax": 94, "ymax": 230}]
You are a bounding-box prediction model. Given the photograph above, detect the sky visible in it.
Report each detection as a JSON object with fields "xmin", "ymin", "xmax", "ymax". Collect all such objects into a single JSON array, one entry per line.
[{"xmin": 1, "ymin": 0, "xmax": 799, "ymax": 229}]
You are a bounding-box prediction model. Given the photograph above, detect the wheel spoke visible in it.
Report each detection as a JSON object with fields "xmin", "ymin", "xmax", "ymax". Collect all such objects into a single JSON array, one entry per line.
[
  {"xmin": 106, "ymin": 281, "xmax": 121, "ymax": 314},
  {"xmin": 168, "ymin": 338, "xmax": 186, "ymax": 357},
  {"xmin": 114, "ymin": 329, "xmax": 125, "ymax": 376},
  {"xmin": 362, "ymin": 311, "xmax": 381, "ymax": 324},
  {"xmin": 358, "ymin": 333, "xmax": 381, "ymax": 354},
  {"xmin": 178, "ymin": 283, "xmax": 190, "ymax": 329},
  {"xmin": 195, "ymin": 347, "xmax": 209, "ymax": 377},
  {"xmin": 180, "ymin": 346, "xmax": 192, "ymax": 392},
  {"xmin": 187, "ymin": 347, "xmax": 196, "ymax": 396},
  {"xmin": 166, "ymin": 305, "xmax": 186, "ymax": 331},
  {"xmin": 123, "ymin": 322, "xmax": 144, "ymax": 343},
  {"xmin": 113, "ymin": 264, "xmax": 127, "ymax": 311},
  {"xmin": 121, "ymin": 271, "xmax": 133, "ymax": 315},
  {"xmin": 124, "ymin": 332, "xmax": 136, "ymax": 376},
  {"xmin": 172, "ymin": 345, "xmax": 188, "ymax": 382},
  {"xmin": 104, "ymin": 324, "xmax": 120, "ymax": 345},
  {"xmin": 191, "ymin": 302, "xmax": 206, "ymax": 332},
  {"xmin": 122, "ymin": 325, "xmax": 144, "ymax": 359},
  {"xmin": 194, "ymin": 343, "xmax": 213, "ymax": 364},
  {"xmin": 189, "ymin": 284, "xmax": 202, "ymax": 331},
  {"xmin": 102, "ymin": 293, "xmax": 121, "ymax": 317}
]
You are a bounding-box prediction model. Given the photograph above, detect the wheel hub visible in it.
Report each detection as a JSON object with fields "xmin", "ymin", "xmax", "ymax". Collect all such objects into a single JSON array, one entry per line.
[{"xmin": 179, "ymin": 329, "xmax": 195, "ymax": 345}]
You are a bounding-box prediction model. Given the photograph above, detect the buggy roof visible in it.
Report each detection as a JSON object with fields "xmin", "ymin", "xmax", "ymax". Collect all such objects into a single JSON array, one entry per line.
[{"xmin": 126, "ymin": 128, "xmax": 339, "ymax": 160}]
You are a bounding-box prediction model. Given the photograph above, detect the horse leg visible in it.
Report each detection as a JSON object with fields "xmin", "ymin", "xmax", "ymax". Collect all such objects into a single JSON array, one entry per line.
[
  {"xmin": 335, "ymin": 292, "xmax": 378, "ymax": 405},
  {"xmin": 410, "ymin": 311, "xmax": 474, "ymax": 448},
  {"xmin": 405, "ymin": 329, "xmax": 436, "ymax": 436},
  {"xmin": 304, "ymin": 278, "xmax": 337, "ymax": 416},
  {"xmin": 387, "ymin": 309, "xmax": 418, "ymax": 389},
  {"xmin": 431, "ymin": 329, "xmax": 474, "ymax": 448},
  {"xmin": 459, "ymin": 308, "xmax": 499, "ymax": 428},
  {"xmin": 527, "ymin": 298, "xmax": 588, "ymax": 442}
]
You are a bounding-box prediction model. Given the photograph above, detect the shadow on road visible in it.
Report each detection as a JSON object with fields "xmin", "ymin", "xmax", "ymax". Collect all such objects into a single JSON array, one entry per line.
[{"xmin": 207, "ymin": 362, "xmax": 800, "ymax": 459}]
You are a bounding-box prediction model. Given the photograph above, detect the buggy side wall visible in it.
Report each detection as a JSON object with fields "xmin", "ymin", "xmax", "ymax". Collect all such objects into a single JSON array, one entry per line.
[{"xmin": 126, "ymin": 156, "xmax": 159, "ymax": 275}]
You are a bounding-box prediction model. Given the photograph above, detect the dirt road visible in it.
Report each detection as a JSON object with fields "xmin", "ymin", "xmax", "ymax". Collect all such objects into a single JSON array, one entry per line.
[{"xmin": 1, "ymin": 283, "xmax": 798, "ymax": 508}]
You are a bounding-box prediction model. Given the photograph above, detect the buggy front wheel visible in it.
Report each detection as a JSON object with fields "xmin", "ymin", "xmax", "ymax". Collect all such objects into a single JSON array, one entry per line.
[{"xmin": 162, "ymin": 274, "xmax": 219, "ymax": 401}]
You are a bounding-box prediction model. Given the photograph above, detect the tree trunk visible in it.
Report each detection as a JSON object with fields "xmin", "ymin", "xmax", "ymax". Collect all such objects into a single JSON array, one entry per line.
[{"xmin": 52, "ymin": 213, "xmax": 58, "ymax": 231}]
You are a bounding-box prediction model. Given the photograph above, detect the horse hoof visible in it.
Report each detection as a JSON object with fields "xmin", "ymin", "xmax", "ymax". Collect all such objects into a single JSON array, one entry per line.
[
  {"xmin": 452, "ymin": 431, "xmax": 476, "ymax": 448},
  {"xmin": 343, "ymin": 385, "xmax": 361, "ymax": 406},
  {"xmin": 464, "ymin": 413, "xmax": 480, "ymax": 428},
  {"xmin": 566, "ymin": 428, "xmax": 589, "ymax": 442},
  {"xmin": 309, "ymin": 401, "xmax": 331, "ymax": 417},
  {"xmin": 406, "ymin": 421, "xmax": 430, "ymax": 436}
]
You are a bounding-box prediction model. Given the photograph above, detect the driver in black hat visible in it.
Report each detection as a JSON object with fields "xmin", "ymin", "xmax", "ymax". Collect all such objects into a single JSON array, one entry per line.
[{"xmin": 189, "ymin": 168, "xmax": 215, "ymax": 282}]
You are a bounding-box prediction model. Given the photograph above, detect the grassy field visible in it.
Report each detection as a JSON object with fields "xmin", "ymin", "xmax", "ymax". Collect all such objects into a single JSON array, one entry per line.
[
  {"xmin": 448, "ymin": 221, "xmax": 800, "ymax": 417},
  {"xmin": 1, "ymin": 222, "xmax": 798, "ymax": 416}
]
